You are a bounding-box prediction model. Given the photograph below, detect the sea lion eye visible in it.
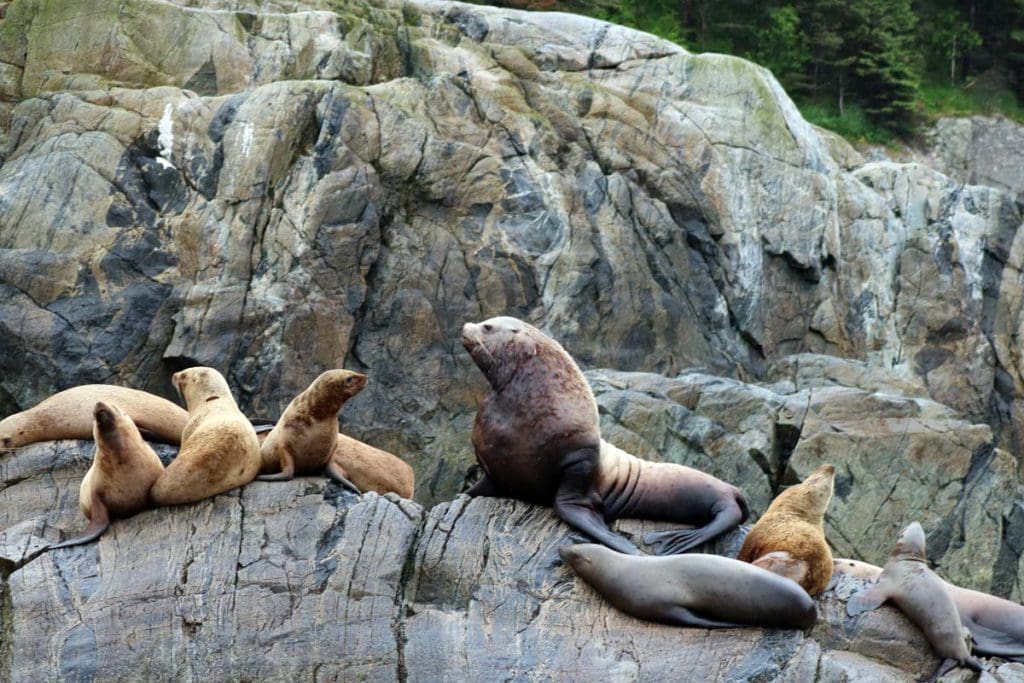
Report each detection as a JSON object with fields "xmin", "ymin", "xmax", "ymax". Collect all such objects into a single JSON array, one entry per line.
[
  {"xmin": 512, "ymin": 329, "xmax": 520, "ymax": 334},
  {"xmin": 483, "ymin": 324, "xmax": 493, "ymax": 332}
]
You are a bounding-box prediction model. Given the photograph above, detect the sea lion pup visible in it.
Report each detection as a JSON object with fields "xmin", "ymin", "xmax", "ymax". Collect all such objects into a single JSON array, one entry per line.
[
  {"xmin": 559, "ymin": 543, "xmax": 816, "ymax": 629},
  {"xmin": 847, "ymin": 522, "xmax": 983, "ymax": 680},
  {"xmin": 0, "ymin": 385, "xmax": 188, "ymax": 449},
  {"xmin": 150, "ymin": 367, "xmax": 261, "ymax": 506},
  {"xmin": 258, "ymin": 370, "xmax": 367, "ymax": 493},
  {"xmin": 50, "ymin": 401, "xmax": 166, "ymax": 548},
  {"xmin": 737, "ymin": 463, "xmax": 835, "ymax": 595},
  {"xmin": 461, "ymin": 316, "xmax": 748, "ymax": 556},
  {"xmin": 834, "ymin": 558, "xmax": 1024, "ymax": 663}
]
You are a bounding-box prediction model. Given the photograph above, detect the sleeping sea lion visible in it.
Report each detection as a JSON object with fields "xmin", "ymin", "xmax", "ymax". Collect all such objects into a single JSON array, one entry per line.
[
  {"xmin": 559, "ymin": 543, "xmax": 816, "ymax": 629},
  {"xmin": 462, "ymin": 316, "xmax": 747, "ymax": 556},
  {"xmin": 0, "ymin": 385, "xmax": 188, "ymax": 448}
]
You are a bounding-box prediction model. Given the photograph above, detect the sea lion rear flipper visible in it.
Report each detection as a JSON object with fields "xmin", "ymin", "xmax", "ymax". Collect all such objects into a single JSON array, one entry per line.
[
  {"xmin": 643, "ymin": 502, "xmax": 745, "ymax": 555},
  {"xmin": 258, "ymin": 448, "xmax": 296, "ymax": 482},
  {"xmin": 326, "ymin": 459, "xmax": 361, "ymax": 494},
  {"xmin": 846, "ymin": 584, "xmax": 891, "ymax": 616},
  {"xmin": 968, "ymin": 622, "xmax": 1024, "ymax": 658},
  {"xmin": 554, "ymin": 451, "xmax": 641, "ymax": 556},
  {"xmin": 661, "ymin": 606, "xmax": 745, "ymax": 630},
  {"xmin": 49, "ymin": 494, "xmax": 111, "ymax": 550}
]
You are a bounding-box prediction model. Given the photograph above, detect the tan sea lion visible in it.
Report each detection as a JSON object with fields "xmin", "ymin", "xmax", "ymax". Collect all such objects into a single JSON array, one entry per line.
[
  {"xmin": 150, "ymin": 367, "xmax": 261, "ymax": 506},
  {"xmin": 847, "ymin": 522, "xmax": 983, "ymax": 680},
  {"xmin": 737, "ymin": 463, "xmax": 835, "ymax": 595},
  {"xmin": 0, "ymin": 385, "xmax": 188, "ymax": 448},
  {"xmin": 331, "ymin": 433, "xmax": 415, "ymax": 498},
  {"xmin": 462, "ymin": 316, "xmax": 748, "ymax": 556},
  {"xmin": 834, "ymin": 558, "xmax": 1024, "ymax": 663},
  {"xmin": 559, "ymin": 543, "xmax": 816, "ymax": 629},
  {"xmin": 258, "ymin": 370, "xmax": 367, "ymax": 492},
  {"xmin": 50, "ymin": 401, "xmax": 165, "ymax": 548}
]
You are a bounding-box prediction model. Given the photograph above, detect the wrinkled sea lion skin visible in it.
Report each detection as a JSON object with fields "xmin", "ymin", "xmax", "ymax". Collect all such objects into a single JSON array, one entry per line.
[
  {"xmin": 846, "ymin": 523, "xmax": 983, "ymax": 680},
  {"xmin": 50, "ymin": 401, "xmax": 165, "ymax": 549},
  {"xmin": 462, "ymin": 316, "xmax": 747, "ymax": 556},
  {"xmin": 0, "ymin": 385, "xmax": 188, "ymax": 449},
  {"xmin": 560, "ymin": 543, "xmax": 816, "ymax": 629},
  {"xmin": 738, "ymin": 463, "xmax": 836, "ymax": 595},
  {"xmin": 150, "ymin": 367, "xmax": 261, "ymax": 506}
]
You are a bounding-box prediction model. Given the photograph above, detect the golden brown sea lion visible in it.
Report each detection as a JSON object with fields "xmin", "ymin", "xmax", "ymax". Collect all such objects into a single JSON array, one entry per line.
[
  {"xmin": 150, "ymin": 367, "xmax": 261, "ymax": 506},
  {"xmin": 50, "ymin": 401, "xmax": 165, "ymax": 548},
  {"xmin": 331, "ymin": 433, "xmax": 414, "ymax": 498},
  {"xmin": 737, "ymin": 463, "xmax": 835, "ymax": 595},
  {"xmin": 258, "ymin": 370, "xmax": 366, "ymax": 492},
  {"xmin": 462, "ymin": 316, "xmax": 748, "ymax": 556},
  {"xmin": 847, "ymin": 522, "xmax": 983, "ymax": 680},
  {"xmin": 0, "ymin": 385, "xmax": 187, "ymax": 448},
  {"xmin": 560, "ymin": 543, "xmax": 816, "ymax": 629}
]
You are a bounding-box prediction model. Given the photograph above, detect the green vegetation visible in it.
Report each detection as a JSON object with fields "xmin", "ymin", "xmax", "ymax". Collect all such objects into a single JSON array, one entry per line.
[{"xmin": 481, "ymin": 0, "xmax": 1024, "ymax": 142}]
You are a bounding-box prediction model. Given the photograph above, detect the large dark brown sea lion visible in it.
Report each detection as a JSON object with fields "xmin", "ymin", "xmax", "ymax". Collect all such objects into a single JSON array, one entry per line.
[
  {"xmin": 51, "ymin": 401, "xmax": 165, "ymax": 549},
  {"xmin": 559, "ymin": 543, "xmax": 816, "ymax": 629},
  {"xmin": 834, "ymin": 558, "xmax": 1024, "ymax": 664},
  {"xmin": 461, "ymin": 316, "xmax": 748, "ymax": 556},
  {"xmin": 847, "ymin": 522, "xmax": 983, "ymax": 680},
  {"xmin": 258, "ymin": 369, "xmax": 367, "ymax": 492},
  {"xmin": 0, "ymin": 385, "xmax": 188, "ymax": 449},
  {"xmin": 150, "ymin": 367, "xmax": 261, "ymax": 506},
  {"xmin": 737, "ymin": 463, "xmax": 835, "ymax": 595}
]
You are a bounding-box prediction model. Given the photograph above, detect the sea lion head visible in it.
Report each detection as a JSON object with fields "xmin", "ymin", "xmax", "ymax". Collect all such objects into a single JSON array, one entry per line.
[
  {"xmin": 461, "ymin": 316, "xmax": 541, "ymax": 389},
  {"xmin": 93, "ymin": 401, "xmax": 120, "ymax": 433},
  {"xmin": 891, "ymin": 521, "xmax": 927, "ymax": 562},
  {"xmin": 172, "ymin": 366, "xmax": 233, "ymax": 409},
  {"xmin": 314, "ymin": 369, "xmax": 368, "ymax": 400},
  {"xmin": 772, "ymin": 463, "xmax": 835, "ymax": 521}
]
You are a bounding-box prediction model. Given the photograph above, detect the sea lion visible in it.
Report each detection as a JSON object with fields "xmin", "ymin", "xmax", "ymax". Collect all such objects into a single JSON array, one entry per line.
[
  {"xmin": 50, "ymin": 401, "xmax": 165, "ymax": 548},
  {"xmin": 258, "ymin": 370, "xmax": 367, "ymax": 492},
  {"xmin": 834, "ymin": 558, "xmax": 1024, "ymax": 663},
  {"xmin": 331, "ymin": 433, "xmax": 415, "ymax": 498},
  {"xmin": 150, "ymin": 367, "xmax": 261, "ymax": 506},
  {"xmin": 0, "ymin": 385, "xmax": 188, "ymax": 449},
  {"xmin": 737, "ymin": 463, "xmax": 835, "ymax": 595},
  {"xmin": 461, "ymin": 316, "xmax": 748, "ymax": 556},
  {"xmin": 559, "ymin": 543, "xmax": 817, "ymax": 629},
  {"xmin": 847, "ymin": 522, "xmax": 983, "ymax": 680}
]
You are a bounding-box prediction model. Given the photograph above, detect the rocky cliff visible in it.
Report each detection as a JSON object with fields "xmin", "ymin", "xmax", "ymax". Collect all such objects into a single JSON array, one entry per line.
[{"xmin": 1, "ymin": 0, "xmax": 1024, "ymax": 678}]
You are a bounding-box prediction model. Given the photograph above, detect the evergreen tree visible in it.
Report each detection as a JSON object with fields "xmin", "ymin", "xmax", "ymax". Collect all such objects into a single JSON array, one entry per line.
[{"xmin": 847, "ymin": 0, "xmax": 921, "ymax": 128}]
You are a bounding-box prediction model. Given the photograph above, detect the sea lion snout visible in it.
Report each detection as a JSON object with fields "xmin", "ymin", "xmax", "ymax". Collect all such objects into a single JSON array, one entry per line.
[
  {"xmin": 94, "ymin": 402, "xmax": 117, "ymax": 430},
  {"xmin": 461, "ymin": 322, "xmax": 482, "ymax": 348}
]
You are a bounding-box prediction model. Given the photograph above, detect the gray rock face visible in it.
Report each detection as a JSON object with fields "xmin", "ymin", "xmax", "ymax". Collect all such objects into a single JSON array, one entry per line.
[
  {"xmin": 1, "ymin": 0, "xmax": 1022, "ymax": 506},
  {"xmin": 4, "ymin": 438, "xmax": 1024, "ymax": 681},
  {"xmin": 923, "ymin": 116, "xmax": 1024, "ymax": 203}
]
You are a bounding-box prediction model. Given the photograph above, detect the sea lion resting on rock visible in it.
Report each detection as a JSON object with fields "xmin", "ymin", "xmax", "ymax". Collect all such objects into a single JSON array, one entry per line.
[
  {"xmin": 50, "ymin": 401, "xmax": 166, "ymax": 549},
  {"xmin": 737, "ymin": 463, "xmax": 835, "ymax": 595},
  {"xmin": 560, "ymin": 543, "xmax": 816, "ymax": 629},
  {"xmin": 462, "ymin": 316, "xmax": 748, "ymax": 556},
  {"xmin": 258, "ymin": 370, "xmax": 367, "ymax": 493},
  {"xmin": 847, "ymin": 522, "xmax": 983, "ymax": 680},
  {"xmin": 0, "ymin": 385, "xmax": 188, "ymax": 449},
  {"xmin": 834, "ymin": 558, "xmax": 1024, "ymax": 663},
  {"xmin": 150, "ymin": 367, "xmax": 261, "ymax": 506}
]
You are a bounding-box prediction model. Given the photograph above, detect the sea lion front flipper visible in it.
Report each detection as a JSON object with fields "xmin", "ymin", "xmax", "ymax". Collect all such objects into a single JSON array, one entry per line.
[
  {"xmin": 554, "ymin": 450, "xmax": 641, "ymax": 556},
  {"xmin": 49, "ymin": 492, "xmax": 111, "ymax": 550},
  {"xmin": 464, "ymin": 472, "xmax": 500, "ymax": 497},
  {"xmin": 257, "ymin": 448, "xmax": 296, "ymax": 482},
  {"xmin": 660, "ymin": 606, "xmax": 745, "ymax": 630},
  {"xmin": 968, "ymin": 622, "xmax": 1024, "ymax": 658},
  {"xmin": 846, "ymin": 583, "xmax": 891, "ymax": 616},
  {"xmin": 325, "ymin": 458, "xmax": 361, "ymax": 494},
  {"xmin": 752, "ymin": 551, "xmax": 810, "ymax": 587}
]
